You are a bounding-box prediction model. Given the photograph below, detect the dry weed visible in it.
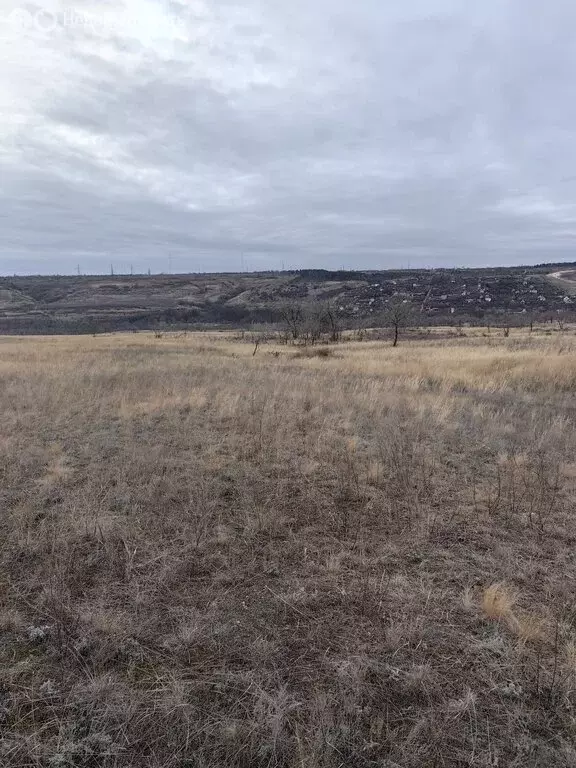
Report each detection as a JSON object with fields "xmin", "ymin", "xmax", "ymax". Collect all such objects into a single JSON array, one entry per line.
[{"xmin": 0, "ymin": 330, "xmax": 575, "ymax": 766}]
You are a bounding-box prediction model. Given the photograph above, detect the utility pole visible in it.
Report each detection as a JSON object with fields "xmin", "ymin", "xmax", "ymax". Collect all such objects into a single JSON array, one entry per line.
[
  {"xmin": 77, "ymin": 264, "xmax": 81, "ymax": 276},
  {"xmin": 130, "ymin": 264, "xmax": 133, "ymax": 276},
  {"xmin": 110, "ymin": 263, "xmax": 114, "ymax": 276}
]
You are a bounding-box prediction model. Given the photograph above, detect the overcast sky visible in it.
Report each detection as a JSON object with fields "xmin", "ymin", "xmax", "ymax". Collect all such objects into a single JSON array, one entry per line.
[{"xmin": 1, "ymin": 0, "xmax": 576, "ymax": 274}]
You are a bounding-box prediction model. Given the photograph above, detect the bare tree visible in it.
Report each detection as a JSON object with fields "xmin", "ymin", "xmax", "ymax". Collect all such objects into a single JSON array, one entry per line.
[
  {"xmin": 301, "ymin": 311, "xmax": 322, "ymax": 346},
  {"xmin": 321, "ymin": 303, "xmax": 342, "ymax": 343},
  {"xmin": 280, "ymin": 303, "xmax": 304, "ymax": 342},
  {"xmin": 383, "ymin": 299, "xmax": 414, "ymax": 347},
  {"xmin": 280, "ymin": 302, "xmax": 344, "ymax": 345}
]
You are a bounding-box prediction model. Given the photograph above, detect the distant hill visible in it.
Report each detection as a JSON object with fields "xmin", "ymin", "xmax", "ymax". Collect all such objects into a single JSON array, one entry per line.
[{"xmin": 0, "ymin": 264, "xmax": 575, "ymax": 333}]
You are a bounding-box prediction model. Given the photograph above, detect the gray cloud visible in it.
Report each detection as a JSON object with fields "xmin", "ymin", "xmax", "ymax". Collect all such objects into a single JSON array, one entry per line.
[{"xmin": 1, "ymin": 0, "xmax": 576, "ymax": 274}]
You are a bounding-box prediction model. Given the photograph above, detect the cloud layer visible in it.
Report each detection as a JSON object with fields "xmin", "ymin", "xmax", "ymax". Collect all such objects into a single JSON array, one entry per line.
[{"xmin": 2, "ymin": 0, "xmax": 576, "ymax": 273}]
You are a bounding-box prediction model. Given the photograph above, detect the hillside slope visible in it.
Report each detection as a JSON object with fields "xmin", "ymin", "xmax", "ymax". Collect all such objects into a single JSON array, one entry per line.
[{"xmin": 0, "ymin": 265, "xmax": 573, "ymax": 333}]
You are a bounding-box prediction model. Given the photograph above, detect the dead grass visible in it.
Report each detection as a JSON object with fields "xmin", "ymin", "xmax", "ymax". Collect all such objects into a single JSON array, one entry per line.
[
  {"xmin": 482, "ymin": 583, "xmax": 516, "ymax": 622},
  {"xmin": 1, "ymin": 329, "xmax": 576, "ymax": 766}
]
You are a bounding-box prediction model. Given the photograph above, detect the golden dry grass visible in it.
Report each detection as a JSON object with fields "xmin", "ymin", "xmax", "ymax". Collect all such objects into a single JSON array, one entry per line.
[
  {"xmin": 2, "ymin": 328, "xmax": 576, "ymax": 766},
  {"xmin": 482, "ymin": 583, "xmax": 516, "ymax": 622}
]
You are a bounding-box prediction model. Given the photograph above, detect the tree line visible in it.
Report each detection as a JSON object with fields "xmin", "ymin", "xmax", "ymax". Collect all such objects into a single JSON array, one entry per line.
[{"xmin": 278, "ymin": 298, "xmax": 415, "ymax": 346}]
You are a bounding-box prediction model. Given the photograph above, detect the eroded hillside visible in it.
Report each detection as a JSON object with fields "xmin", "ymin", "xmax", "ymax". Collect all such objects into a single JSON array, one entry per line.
[{"xmin": 0, "ymin": 265, "xmax": 573, "ymax": 333}]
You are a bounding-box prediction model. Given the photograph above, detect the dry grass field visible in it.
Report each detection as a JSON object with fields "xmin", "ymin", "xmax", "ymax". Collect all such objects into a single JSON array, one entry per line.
[{"xmin": 2, "ymin": 328, "xmax": 576, "ymax": 766}]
